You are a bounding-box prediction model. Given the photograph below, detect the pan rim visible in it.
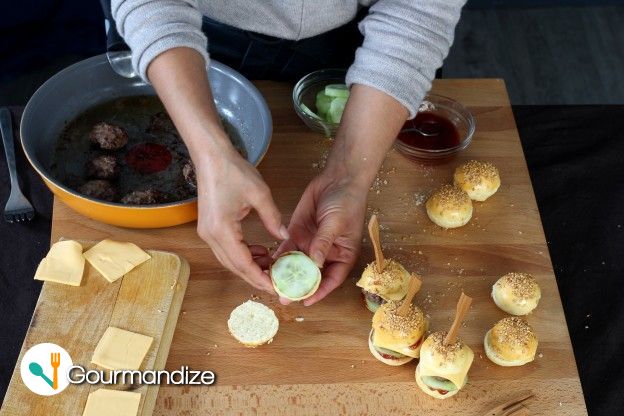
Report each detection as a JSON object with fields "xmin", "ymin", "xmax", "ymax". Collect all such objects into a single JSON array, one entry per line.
[{"xmin": 20, "ymin": 53, "xmax": 271, "ymax": 210}]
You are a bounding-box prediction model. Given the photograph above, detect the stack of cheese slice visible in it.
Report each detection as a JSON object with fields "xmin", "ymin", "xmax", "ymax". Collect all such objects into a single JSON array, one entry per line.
[{"xmin": 34, "ymin": 239, "xmax": 151, "ymax": 286}]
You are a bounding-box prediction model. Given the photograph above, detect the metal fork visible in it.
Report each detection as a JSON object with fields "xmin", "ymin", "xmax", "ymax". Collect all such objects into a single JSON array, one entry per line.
[
  {"xmin": 483, "ymin": 390, "xmax": 534, "ymax": 416},
  {"xmin": 1, "ymin": 108, "xmax": 35, "ymax": 223}
]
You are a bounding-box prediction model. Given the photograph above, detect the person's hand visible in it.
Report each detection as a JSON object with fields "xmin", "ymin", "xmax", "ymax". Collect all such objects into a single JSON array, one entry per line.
[
  {"xmin": 274, "ymin": 172, "xmax": 368, "ymax": 306},
  {"xmin": 194, "ymin": 143, "xmax": 289, "ymax": 293}
]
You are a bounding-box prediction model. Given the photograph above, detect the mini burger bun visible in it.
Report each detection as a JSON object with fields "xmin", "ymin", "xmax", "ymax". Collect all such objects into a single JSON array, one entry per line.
[
  {"xmin": 228, "ymin": 300, "xmax": 279, "ymax": 347},
  {"xmin": 357, "ymin": 259, "xmax": 410, "ymax": 302},
  {"xmin": 453, "ymin": 160, "xmax": 501, "ymax": 201},
  {"xmin": 492, "ymin": 272, "xmax": 541, "ymax": 315},
  {"xmin": 484, "ymin": 317, "xmax": 538, "ymax": 366},
  {"xmin": 368, "ymin": 330, "xmax": 413, "ymax": 366},
  {"xmin": 426, "ymin": 185, "xmax": 473, "ymax": 229},
  {"xmin": 415, "ymin": 364, "xmax": 464, "ymax": 399}
]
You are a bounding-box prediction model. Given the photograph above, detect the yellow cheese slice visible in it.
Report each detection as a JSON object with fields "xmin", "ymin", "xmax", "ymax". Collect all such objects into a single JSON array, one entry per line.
[
  {"xmin": 92, "ymin": 327, "xmax": 153, "ymax": 370},
  {"xmin": 83, "ymin": 239, "xmax": 151, "ymax": 283},
  {"xmin": 34, "ymin": 240, "xmax": 85, "ymax": 286},
  {"xmin": 82, "ymin": 388, "xmax": 141, "ymax": 416},
  {"xmin": 372, "ymin": 329, "xmax": 426, "ymax": 359},
  {"xmin": 418, "ymin": 349, "xmax": 473, "ymax": 390}
]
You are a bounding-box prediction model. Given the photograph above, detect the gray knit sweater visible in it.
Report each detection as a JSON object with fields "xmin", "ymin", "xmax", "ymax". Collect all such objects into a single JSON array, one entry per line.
[{"xmin": 112, "ymin": 0, "xmax": 465, "ymax": 117}]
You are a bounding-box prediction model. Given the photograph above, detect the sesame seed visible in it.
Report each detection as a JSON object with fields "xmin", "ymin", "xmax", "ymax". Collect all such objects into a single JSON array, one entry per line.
[
  {"xmin": 492, "ymin": 317, "xmax": 536, "ymax": 350},
  {"xmin": 427, "ymin": 331, "xmax": 464, "ymax": 361},
  {"xmin": 496, "ymin": 272, "xmax": 539, "ymax": 300},
  {"xmin": 455, "ymin": 160, "xmax": 500, "ymax": 186},
  {"xmin": 362, "ymin": 259, "xmax": 408, "ymax": 290},
  {"xmin": 374, "ymin": 301, "xmax": 425, "ymax": 336},
  {"xmin": 428, "ymin": 184, "xmax": 471, "ymax": 210}
]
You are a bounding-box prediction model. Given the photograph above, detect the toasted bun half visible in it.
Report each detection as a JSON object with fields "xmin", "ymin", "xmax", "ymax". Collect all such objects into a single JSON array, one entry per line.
[
  {"xmin": 453, "ymin": 160, "xmax": 501, "ymax": 201},
  {"xmin": 368, "ymin": 330, "xmax": 413, "ymax": 366},
  {"xmin": 356, "ymin": 259, "xmax": 410, "ymax": 302},
  {"xmin": 492, "ymin": 272, "xmax": 541, "ymax": 316},
  {"xmin": 228, "ymin": 300, "xmax": 279, "ymax": 347},
  {"xmin": 372, "ymin": 301, "xmax": 427, "ymax": 359},
  {"xmin": 415, "ymin": 364, "xmax": 464, "ymax": 399},
  {"xmin": 484, "ymin": 318, "xmax": 538, "ymax": 366},
  {"xmin": 426, "ymin": 185, "xmax": 473, "ymax": 229},
  {"xmin": 270, "ymin": 251, "xmax": 321, "ymax": 301}
]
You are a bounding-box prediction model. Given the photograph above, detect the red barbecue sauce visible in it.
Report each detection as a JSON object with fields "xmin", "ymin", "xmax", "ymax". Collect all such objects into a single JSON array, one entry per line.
[
  {"xmin": 379, "ymin": 352, "xmax": 401, "ymax": 360},
  {"xmin": 125, "ymin": 143, "xmax": 172, "ymax": 174},
  {"xmin": 409, "ymin": 336, "xmax": 424, "ymax": 350},
  {"xmin": 397, "ymin": 112, "xmax": 459, "ymax": 150}
]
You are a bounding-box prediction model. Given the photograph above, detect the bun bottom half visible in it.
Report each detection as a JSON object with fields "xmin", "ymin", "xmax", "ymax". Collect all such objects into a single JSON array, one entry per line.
[{"xmin": 415, "ymin": 364, "xmax": 465, "ymax": 399}]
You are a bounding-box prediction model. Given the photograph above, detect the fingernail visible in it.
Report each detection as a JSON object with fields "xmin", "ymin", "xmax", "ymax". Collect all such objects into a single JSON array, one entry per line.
[
  {"xmin": 279, "ymin": 225, "xmax": 290, "ymax": 240},
  {"xmin": 311, "ymin": 251, "xmax": 323, "ymax": 268}
]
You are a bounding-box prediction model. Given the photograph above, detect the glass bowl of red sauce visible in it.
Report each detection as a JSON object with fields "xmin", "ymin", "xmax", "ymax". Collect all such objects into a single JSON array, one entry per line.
[{"xmin": 395, "ymin": 94, "xmax": 475, "ymax": 162}]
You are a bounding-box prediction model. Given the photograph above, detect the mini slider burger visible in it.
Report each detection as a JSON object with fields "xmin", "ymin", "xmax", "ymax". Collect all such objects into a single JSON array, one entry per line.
[
  {"xmin": 368, "ymin": 275, "xmax": 427, "ymax": 365},
  {"xmin": 484, "ymin": 316, "xmax": 538, "ymax": 366},
  {"xmin": 492, "ymin": 272, "xmax": 541, "ymax": 316},
  {"xmin": 416, "ymin": 293, "xmax": 474, "ymax": 399},
  {"xmin": 357, "ymin": 215, "xmax": 410, "ymax": 312}
]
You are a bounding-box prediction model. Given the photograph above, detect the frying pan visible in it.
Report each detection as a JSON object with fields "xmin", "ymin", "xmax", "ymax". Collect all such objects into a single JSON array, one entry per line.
[{"xmin": 20, "ymin": 54, "xmax": 272, "ymax": 228}]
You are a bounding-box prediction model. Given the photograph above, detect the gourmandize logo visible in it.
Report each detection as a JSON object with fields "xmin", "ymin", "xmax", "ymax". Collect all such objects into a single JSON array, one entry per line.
[{"xmin": 20, "ymin": 343, "xmax": 73, "ymax": 396}]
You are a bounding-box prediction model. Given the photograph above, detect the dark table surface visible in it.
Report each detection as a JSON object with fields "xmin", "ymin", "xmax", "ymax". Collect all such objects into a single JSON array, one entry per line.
[{"xmin": 1, "ymin": 105, "xmax": 623, "ymax": 415}]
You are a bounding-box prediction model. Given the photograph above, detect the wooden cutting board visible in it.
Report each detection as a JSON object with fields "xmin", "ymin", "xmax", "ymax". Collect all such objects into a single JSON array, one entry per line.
[
  {"xmin": 9, "ymin": 80, "xmax": 587, "ymax": 415},
  {"xmin": 0, "ymin": 243, "xmax": 189, "ymax": 416}
]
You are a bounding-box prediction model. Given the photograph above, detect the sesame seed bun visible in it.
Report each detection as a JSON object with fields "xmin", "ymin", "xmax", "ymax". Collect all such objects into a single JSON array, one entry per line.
[
  {"xmin": 356, "ymin": 259, "xmax": 410, "ymax": 302},
  {"xmin": 484, "ymin": 317, "xmax": 538, "ymax": 366},
  {"xmin": 371, "ymin": 301, "xmax": 428, "ymax": 359},
  {"xmin": 453, "ymin": 160, "xmax": 501, "ymax": 201},
  {"xmin": 419, "ymin": 332, "xmax": 474, "ymax": 377},
  {"xmin": 368, "ymin": 330, "xmax": 414, "ymax": 366},
  {"xmin": 492, "ymin": 272, "xmax": 541, "ymax": 315},
  {"xmin": 426, "ymin": 185, "xmax": 473, "ymax": 228},
  {"xmin": 228, "ymin": 300, "xmax": 279, "ymax": 347}
]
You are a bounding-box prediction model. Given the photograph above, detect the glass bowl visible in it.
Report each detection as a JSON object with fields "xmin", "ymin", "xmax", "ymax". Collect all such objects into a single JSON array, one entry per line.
[
  {"xmin": 292, "ymin": 69, "xmax": 346, "ymax": 137},
  {"xmin": 395, "ymin": 94, "xmax": 475, "ymax": 163}
]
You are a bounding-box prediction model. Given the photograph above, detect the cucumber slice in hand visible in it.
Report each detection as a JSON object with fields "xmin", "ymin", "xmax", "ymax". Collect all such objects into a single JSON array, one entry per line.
[
  {"xmin": 315, "ymin": 91, "xmax": 333, "ymax": 118},
  {"xmin": 328, "ymin": 97, "xmax": 348, "ymax": 124},
  {"xmin": 325, "ymin": 84, "xmax": 350, "ymax": 98},
  {"xmin": 420, "ymin": 376, "xmax": 458, "ymax": 392},
  {"xmin": 271, "ymin": 251, "xmax": 321, "ymax": 301}
]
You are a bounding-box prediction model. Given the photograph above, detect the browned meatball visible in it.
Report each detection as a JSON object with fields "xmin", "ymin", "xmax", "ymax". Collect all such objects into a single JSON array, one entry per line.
[
  {"xmin": 86, "ymin": 155, "xmax": 119, "ymax": 180},
  {"xmin": 182, "ymin": 160, "xmax": 196, "ymax": 188},
  {"xmin": 120, "ymin": 189, "xmax": 162, "ymax": 205},
  {"xmin": 79, "ymin": 180, "xmax": 117, "ymax": 201},
  {"xmin": 89, "ymin": 122, "xmax": 128, "ymax": 150}
]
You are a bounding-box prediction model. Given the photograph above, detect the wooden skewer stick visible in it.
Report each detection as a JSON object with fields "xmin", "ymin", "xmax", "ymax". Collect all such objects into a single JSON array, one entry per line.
[
  {"xmin": 397, "ymin": 274, "xmax": 423, "ymax": 316},
  {"xmin": 444, "ymin": 292, "xmax": 473, "ymax": 345},
  {"xmin": 367, "ymin": 214, "xmax": 385, "ymax": 273}
]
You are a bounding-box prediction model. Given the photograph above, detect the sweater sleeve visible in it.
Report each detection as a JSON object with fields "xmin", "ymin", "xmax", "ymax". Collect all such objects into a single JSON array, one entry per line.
[
  {"xmin": 112, "ymin": 0, "xmax": 209, "ymax": 82},
  {"xmin": 346, "ymin": 0, "xmax": 466, "ymax": 118}
]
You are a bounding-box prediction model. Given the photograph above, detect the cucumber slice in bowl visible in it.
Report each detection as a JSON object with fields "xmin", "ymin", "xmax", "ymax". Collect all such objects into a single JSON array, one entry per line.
[
  {"xmin": 315, "ymin": 91, "xmax": 333, "ymax": 118},
  {"xmin": 325, "ymin": 84, "xmax": 350, "ymax": 98},
  {"xmin": 271, "ymin": 251, "xmax": 321, "ymax": 301}
]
